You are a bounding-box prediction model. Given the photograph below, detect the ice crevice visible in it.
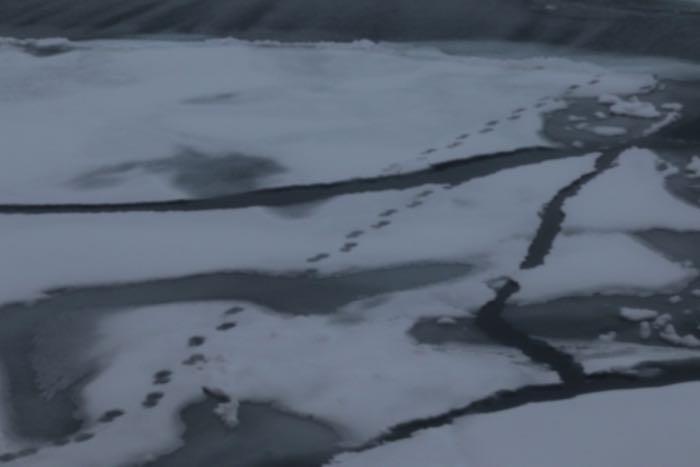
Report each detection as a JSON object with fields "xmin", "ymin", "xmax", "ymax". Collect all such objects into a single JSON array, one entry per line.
[
  {"xmin": 0, "ymin": 146, "xmax": 564, "ymax": 215},
  {"xmin": 338, "ymin": 145, "xmax": 700, "ymax": 457}
]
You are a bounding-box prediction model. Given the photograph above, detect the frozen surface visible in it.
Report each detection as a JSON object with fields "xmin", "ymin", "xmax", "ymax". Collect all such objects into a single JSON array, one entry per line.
[
  {"xmin": 515, "ymin": 233, "xmax": 696, "ymax": 303},
  {"xmin": 1, "ymin": 31, "xmax": 700, "ymax": 467},
  {"xmin": 22, "ymin": 296, "xmax": 555, "ymax": 466},
  {"xmin": 328, "ymin": 382, "xmax": 700, "ymax": 467},
  {"xmin": 659, "ymin": 324, "xmax": 700, "ymax": 348},
  {"xmin": 565, "ymin": 147, "xmax": 700, "ymax": 232},
  {"xmin": 0, "ymin": 38, "xmax": 656, "ymax": 203},
  {"xmin": 599, "ymin": 94, "xmax": 661, "ymax": 119},
  {"xmin": 559, "ymin": 340, "xmax": 700, "ymax": 374},
  {"xmin": 620, "ymin": 307, "xmax": 659, "ymax": 322},
  {"xmin": 0, "ymin": 155, "xmax": 595, "ymax": 305}
]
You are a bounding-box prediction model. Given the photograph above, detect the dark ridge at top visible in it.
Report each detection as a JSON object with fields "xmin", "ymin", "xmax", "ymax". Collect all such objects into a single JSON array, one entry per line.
[{"xmin": 1, "ymin": 0, "xmax": 700, "ymax": 60}]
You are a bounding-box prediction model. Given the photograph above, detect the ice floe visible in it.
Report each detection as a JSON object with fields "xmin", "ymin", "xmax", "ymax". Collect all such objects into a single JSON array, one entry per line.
[
  {"xmin": 329, "ymin": 383, "xmax": 700, "ymax": 467},
  {"xmin": 598, "ymin": 94, "xmax": 661, "ymax": 119},
  {"xmin": 0, "ymin": 155, "xmax": 596, "ymax": 305},
  {"xmin": 565, "ymin": 148, "xmax": 700, "ymax": 232},
  {"xmin": 620, "ymin": 307, "xmax": 659, "ymax": 322},
  {"xmin": 0, "ymin": 39, "xmax": 657, "ymax": 203},
  {"xmin": 515, "ymin": 233, "xmax": 696, "ymax": 303}
]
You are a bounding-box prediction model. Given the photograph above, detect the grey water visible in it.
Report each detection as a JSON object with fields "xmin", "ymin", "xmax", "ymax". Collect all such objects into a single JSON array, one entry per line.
[
  {"xmin": 143, "ymin": 401, "xmax": 340, "ymax": 467},
  {"xmin": 0, "ymin": 262, "xmax": 471, "ymax": 442},
  {"xmin": 2, "ymin": 2, "xmax": 700, "ymax": 465}
]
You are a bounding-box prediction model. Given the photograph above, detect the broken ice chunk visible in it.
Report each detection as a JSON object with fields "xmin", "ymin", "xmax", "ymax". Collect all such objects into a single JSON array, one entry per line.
[
  {"xmin": 661, "ymin": 102, "xmax": 683, "ymax": 111},
  {"xmin": 620, "ymin": 307, "xmax": 659, "ymax": 322},
  {"xmin": 598, "ymin": 94, "xmax": 661, "ymax": 119},
  {"xmin": 598, "ymin": 331, "xmax": 617, "ymax": 342},
  {"xmin": 639, "ymin": 321, "xmax": 652, "ymax": 340},
  {"xmin": 686, "ymin": 157, "xmax": 700, "ymax": 178},
  {"xmin": 659, "ymin": 324, "xmax": 700, "ymax": 348},
  {"xmin": 653, "ymin": 313, "xmax": 673, "ymax": 329}
]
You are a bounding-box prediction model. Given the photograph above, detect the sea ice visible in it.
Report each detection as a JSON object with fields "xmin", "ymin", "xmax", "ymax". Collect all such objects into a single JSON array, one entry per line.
[
  {"xmin": 620, "ymin": 307, "xmax": 659, "ymax": 322},
  {"xmin": 328, "ymin": 383, "xmax": 700, "ymax": 467}
]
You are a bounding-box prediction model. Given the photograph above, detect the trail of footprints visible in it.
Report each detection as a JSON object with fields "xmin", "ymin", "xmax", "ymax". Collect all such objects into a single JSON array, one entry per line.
[
  {"xmin": 306, "ymin": 77, "xmax": 600, "ymax": 268},
  {"xmin": 0, "ymin": 307, "xmax": 243, "ymax": 464},
  {"xmin": 304, "ymin": 76, "xmax": 606, "ymax": 267},
  {"xmin": 304, "ymin": 187, "xmax": 439, "ymax": 267},
  {"xmin": 417, "ymin": 75, "xmax": 601, "ymax": 158},
  {"xmin": 0, "ymin": 76, "xmax": 606, "ymax": 464},
  {"xmin": 336, "ymin": 76, "xmax": 604, "ymax": 271}
]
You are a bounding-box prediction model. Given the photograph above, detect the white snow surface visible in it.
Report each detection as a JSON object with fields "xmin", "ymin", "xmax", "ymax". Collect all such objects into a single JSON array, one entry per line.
[
  {"xmin": 0, "ymin": 155, "xmax": 595, "ymax": 305},
  {"xmin": 0, "ymin": 38, "xmax": 656, "ymax": 203},
  {"xmin": 328, "ymin": 382, "xmax": 700, "ymax": 467},
  {"xmin": 514, "ymin": 233, "xmax": 696, "ymax": 303},
  {"xmin": 598, "ymin": 94, "xmax": 661, "ymax": 118},
  {"xmin": 565, "ymin": 147, "xmax": 700, "ymax": 232},
  {"xmin": 22, "ymin": 298, "xmax": 555, "ymax": 467},
  {"xmin": 659, "ymin": 324, "xmax": 700, "ymax": 348}
]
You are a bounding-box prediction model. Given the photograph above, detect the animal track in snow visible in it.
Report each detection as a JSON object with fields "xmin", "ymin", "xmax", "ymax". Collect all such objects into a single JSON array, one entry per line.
[
  {"xmin": 188, "ymin": 336, "xmax": 206, "ymax": 347},
  {"xmin": 182, "ymin": 353, "xmax": 207, "ymax": 366},
  {"xmin": 153, "ymin": 370, "xmax": 172, "ymax": 385},
  {"xmin": 98, "ymin": 409, "xmax": 125, "ymax": 423},
  {"xmin": 306, "ymin": 253, "xmax": 330, "ymax": 263},
  {"xmin": 346, "ymin": 230, "xmax": 364, "ymax": 239},
  {"xmin": 340, "ymin": 242, "xmax": 358, "ymax": 253},
  {"xmin": 372, "ymin": 220, "xmax": 391, "ymax": 229},
  {"xmin": 142, "ymin": 392, "xmax": 164, "ymax": 408}
]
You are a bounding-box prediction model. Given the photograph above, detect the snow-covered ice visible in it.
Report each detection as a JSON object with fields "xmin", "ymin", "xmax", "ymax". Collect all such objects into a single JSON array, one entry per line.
[
  {"xmin": 559, "ymin": 339, "xmax": 700, "ymax": 374},
  {"xmin": 19, "ymin": 296, "xmax": 556, "ymax": 467},
  {"xmin": 0, "ymin": 39, "xmax": 657, "ymax": 203},
  {"xmin": 598, "ymin": 94, "xmax": 661, "ymax": 119},
  {"xmin": 659, "ymin": 324, "xmax": 700, "ymax": 348},
  {"xmin": 565, "ymin": 147, "xmax": 700, "ymax": 232},
  {"xmin": 329, "ymin": 383, "xmax": 700, "ymax": 467},
  {"xmin": 515, "ymin": 233, "xmax": 696, "ymax": 303},
  {"xmin": 0, "ymin": 155, "xmax": 596, "ymax": 305},
  {"xmin": 1, "ymin": 29, "xmax": 699, "ymax": 467}
]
